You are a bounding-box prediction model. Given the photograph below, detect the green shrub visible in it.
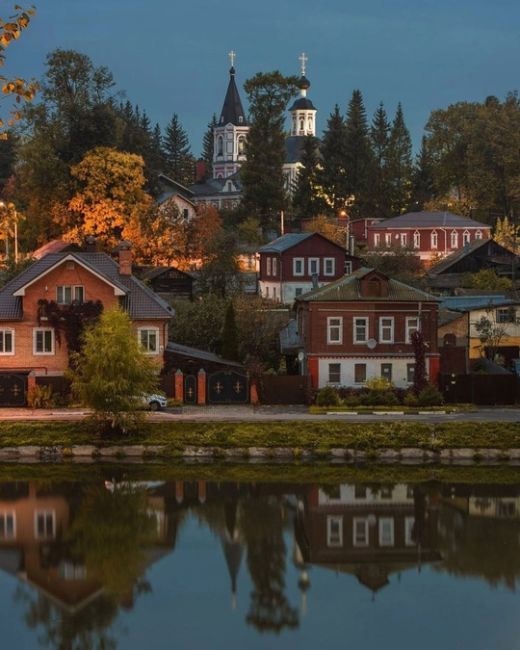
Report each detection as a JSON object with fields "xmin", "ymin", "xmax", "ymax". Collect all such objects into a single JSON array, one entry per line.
[
  {"xmin": 167, "ymin": 398, "xmax": 183, "ymax": 408},
  {"xmin": 364, "ymin": 377, "xmax": 394, "ymax": 391},
  {"xmin": 403, "ymin": 391, "xmax": 419, "ymax": 407},
  {"xmin": 27, "ymin": 385, "xmax": 55, "ymax": 409},
  {"xmin": 315, "ymin": 386, "xmax": 340, "ymax": 407},
  {"xmin": 418, "ymin": 384, "xmax": 443, "ymax": 406}
]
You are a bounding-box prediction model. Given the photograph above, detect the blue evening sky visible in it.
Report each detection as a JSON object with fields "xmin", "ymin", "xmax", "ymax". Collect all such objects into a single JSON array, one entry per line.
[{"xmin": 4, "ymin": 0, "xmax": 520, "ymax": 155}]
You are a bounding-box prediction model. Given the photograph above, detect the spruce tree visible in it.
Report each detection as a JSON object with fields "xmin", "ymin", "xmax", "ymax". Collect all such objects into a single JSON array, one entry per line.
[
  {"xmin": 344, "ymin": 89, "xmax": 374, "ymax": 217},
  {"xmin": 163, "ymin": 113, "xmax": 194, "ymax": 186},
  {"xmin": 202, "ymin": 113, "xmax": 217, "ymax": 179},
  {"xmin": 411, "ymin": 136, "xmax": 435, "ymax": 211},
  {"xmin": 319, "ymin": 105, "xmax": 349, "ymax": 214},
  {"xmin": 370, "ymin": 102, "xmax": 391, "ymax": 217},
  {"xmin": 221, "ymin": 302, "xmax": 239, "ymax": 361},
  {"xmin": 385, "ymin": 103, "xmax": 413, "ymax": 215},
  {"xmin": 292, "ymin": 136, "xmax": 326, "ymax": 218}
]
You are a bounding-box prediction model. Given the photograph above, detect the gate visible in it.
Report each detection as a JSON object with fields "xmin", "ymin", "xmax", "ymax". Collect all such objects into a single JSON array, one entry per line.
[
  {"xmin": 207, "ymin": 371, "xmax": 249, "ymax": 404},
  {"xmin": 184, "ymin": 375, "xmax": 198, "ymax": 404},
  {"xmin": 0, "ymin": 373, "xmax": 28, "ymax": 407}
]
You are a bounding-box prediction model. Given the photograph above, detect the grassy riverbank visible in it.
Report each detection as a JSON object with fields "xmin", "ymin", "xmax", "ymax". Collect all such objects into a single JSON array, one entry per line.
[{"xmin": 2, "ymin": 419, "xmax": 520, "ymax": 453}]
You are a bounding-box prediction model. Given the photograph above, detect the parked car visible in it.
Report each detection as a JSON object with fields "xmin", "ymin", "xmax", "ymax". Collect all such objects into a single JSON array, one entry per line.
[{"xmin": 142, "ymin": 393, "xmax": 167, "ymax": 411}]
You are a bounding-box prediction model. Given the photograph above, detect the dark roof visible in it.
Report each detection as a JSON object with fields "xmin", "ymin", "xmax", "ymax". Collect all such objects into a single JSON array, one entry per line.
[
  {"xmin": 297, "ymin": 75, "xmax": 310, "ymax": 90},
  {"xmin": 439, "ymin": 309, "xmax": 466, "ymax": 326},
  {"xmin": 258, "ymin": 231, "xmax": 345, "ymax": 255},
  {"xmin": 219, "ymin": 67, "xmax": 247, "ymax": 127},
  {"xmin": 157, "ymin": 174, "xmax": 196, "ymax": 205},
  {"xmin": 0, "ymin": 252, "xmax": 173, "ymax": 322},
  {"xmin": 428, "ymin": 238, "xmax": 515, "ymax": 275},
  {"xmin": 189, "ymin": 175, "xmax": 243, "ymax": 198},
  {"xmin": 368, "ymin": 211, "xmax": 489, "ymax": 230},
  {"xmin": 165, "ymin": 341, "xmax": 243, "ymax": 368},
  {"xmin": 285, "ymin": 136, "xmax": 307, "ymax": 164},
  {"xmin": 135, "ymin": 266, "xmax": 194, "ymax": 281},
  {"xmin": 289, "ymin": 97, "xmax": 316, "ymax": 111},
  {"xmin": 296, "ymin": 267, "xmax": 438, "ymax": 302}
]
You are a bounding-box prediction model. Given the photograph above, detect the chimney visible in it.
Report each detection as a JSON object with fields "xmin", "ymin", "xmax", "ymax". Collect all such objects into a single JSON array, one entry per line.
[
  {"xmin": 84, "ymin": 235, "xmax": 97, "ymax": 252},
  {"xmin": 195, "ymin": 159, "xmax": 206, "ymax": 183},
  {"xmin": 118, "ymin": 240, "xmax": 132, "ymax": 276}
]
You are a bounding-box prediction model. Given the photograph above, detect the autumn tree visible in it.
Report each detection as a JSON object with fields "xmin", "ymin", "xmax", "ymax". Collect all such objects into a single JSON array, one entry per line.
[
  {"xmin": 494, "ymin": 216, "xmax": 519, "ymax": 253},
  {"xmin": 301, "ymin": 214, "xmax": 346, "ymax": 246}
]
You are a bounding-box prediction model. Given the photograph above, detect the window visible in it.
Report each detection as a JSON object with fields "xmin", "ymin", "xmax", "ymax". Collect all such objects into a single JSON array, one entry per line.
[
  {"xmin": 450, "ymin": 230, "xmax": 458, "ymax": 248},
  {"xmin": 265, "ymin": 286, "xmax": 269, "ymax": 298},
  {"xmin": 379, "ymin": 317, "xmax": 394, "ymax": 343},
  {"xmin": 406, "ymin": 317, "xmax": 420, "ymax": 343},
  {"xmin": 56, "ymin": 285, "xmax": 84, "ymax": 305},
  {"xmin": 0, "ymin": 513, "xmax": 15, "ymax": 540},
  {"xmin": 462, "ymin": 229, "xmax": 470, "ymax": 245},
  {"xmin": 374, "ymin": 233, "xmax": 381, "ymax": 248},
  {"xmin": 353, "ymin": 518, "xmax": 369, "ymax": 546},
  {"xmin": 344, "ymin": 261, "xmax": 352, "ymax": 275},
  {"xmin": 475, "ymin": 229, "xmax": 483, "ymax": 240},
  {"xmin": 354, "ymin": 485, "xmax": 367, "ymax": 499},
  {"xmin": 379, "ymin": 518, "xmax": 394, "ymax": 546},
  {"xmin": 327, "ymin": 516, "xmax": 343, "ymax": 547},
  {"xmin": 33, "ymin": 328, "xmax": 54, "ymax": 355},
  {"xmin": 295, "ymin": 288, "xmax": 303, "ymax": 297},
  {"xmin": 328, "ymin": 363, "xmax": 341, "ymax": 384},
  {"xmin": 266, "ymin": 257, "xmax": 272, "ymax": 276},
  {"xmin": 293, "ymin": 258, "xmax": 304, "ymax": 276},
  {"xmin": 497, "ymin": 307, "xmax": 515, "ymax": 323},
  {"xmin": 385, "ymin": 233, "xmax": 392, "ymax": 248},
  {"xmin": 35, "ymin": 511, "xmax": 55, "ymax": 539},
  {"xmin": 400, "ymin": 233, "xmax": 407, "ymax": 247},
  {"xmin": 217, "ymin": 136, "xmax": 223, "ymax": 156},
  {"xmin": 272, "ymin": 257, "xmax": 278, "ymax": 276},
  {"xmin": 413, "ymin": 231, "xmax": 420, "ymax": 249},
  {"xmin": 324, "ymin": 258, "xmax": 335, "ymax": 276},
  {"xmin": 380, "ymin": 486, "xmax": 393, "ymax": 498},
  {"xmin": 138, "ymin": 328, "xmax": 159, "ymax": 354},
  {"xmin": 308, "ymin": 258, "xmax": 319, "ymax": 275},
  {"xmin": 237, "ymin": 136, "xmax": 246, "ymax": 154},
  {"xmin": 183, "ymin": 208, "xmax": 189, "ymax": 220},
  {"xmin": 407, "ymin": 363, "xmax": 415, "ymax": 383},
  {"xmin": 431, "ymin": 230, "xmax": 438, "ymax": 249},
  {"xmin": 381, "ymin": 363, "xmax": 392, "ymax": 381},
  {"xmin": 354, "ymin": 363, "xmax": 366, "ymax": 383},
  {"xmin": 0, "ymin": 329, "xmax": 14, "ymax": 355},
  {"xmin": 405, "ymin": 517, "xmax": 416, "ymax": 546},
  {"xmin": 59, "ymin": 561, "xmax": 87, "ymax": 581},
  {"xmin": 327, "ymin": 317, "xmax": 343, "ymax": 344},
  {"xmin": 353, "ymin": 317, "xmax": 368, "ymax": 343}
]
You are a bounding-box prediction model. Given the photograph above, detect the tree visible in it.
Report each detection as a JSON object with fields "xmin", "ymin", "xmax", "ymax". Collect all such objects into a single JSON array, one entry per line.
[
  {"xmin": 196, "ymin": 229, "xmax": 240, "ymax": 297},
  {"xmin": 241, "ymin": 71, "xmax": 299, "ymax": 226},
  {"xmin": 364, "ymin": 247, "xmax": 423, "ymax": 284},
  {"xmin": 410, "ymin": 136, "xmax": 435, "ymax": 211},
  {"xmin": 370, "ymin": 102, "xmax": 391, "ymax": 218},
  {"xmin": 221, "ymin": 302, "xmax": 239, "ymax": 361},
  {"xmin": 474, "ymin": 314, "xmax": 508, "ymax": 361},
  {"xmin": 385, "ymin": 103, "xmax": 413, "ymax": 215},
  {"xmin": 466, "ymin": 268, "xmax": 512, "ymax": 291},
  {"xmin": 319, "ymin": 105, "xmax": 349, "ymax": 214},
  {"xmin": 201, "ymin": 113, "xmax": 217, "ymax": 179},
  {"xmin": 292, "ymin": 136, "xmax": 326, "ymax": 218},
  {"xmin": 494, "ymin": 216, "xmax": 519, "ymax": 253},
  {"xmin": 163, "ymin": 113, "xmax": 194, "ymax": 185},
  {"xmin": 411, "ymin": 330, "xmax": 427, "ymax": 393},
  {"xmin": 70, "ymin": 308, "xmax": 159, "ymax": 432},
  {"xmin": 301, "ymin": 214, "xmax": 346, "ymax": 246}
]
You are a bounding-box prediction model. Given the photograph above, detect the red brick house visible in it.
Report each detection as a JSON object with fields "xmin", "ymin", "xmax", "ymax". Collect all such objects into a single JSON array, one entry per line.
[
  {"xmin": 367, "ymin": 211, "xmax": 491, "ymax": 265},
  {"xmin": 258, "ymin": 232, "xmax": 361, "ymax": 304},
  {"xmin": 295, "ymin": 267, "xmax": 440, "ymax": 389},
  {"xmin": 0, "ymin": 247, "xmax": 173, "ymax": 405}
]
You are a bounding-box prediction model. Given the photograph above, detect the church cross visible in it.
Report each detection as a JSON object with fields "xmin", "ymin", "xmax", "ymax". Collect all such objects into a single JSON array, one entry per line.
[
  {"xmin": 228, "ymin": 50, "xmax": 236, "ymax": 67},
  {"xmin": 299, "ymin": 52, "xmax": 308, "ymax": 76}
]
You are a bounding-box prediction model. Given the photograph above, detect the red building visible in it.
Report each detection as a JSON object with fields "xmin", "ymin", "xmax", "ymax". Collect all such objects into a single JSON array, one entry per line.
[
  {"xmin": 295, "ymin": 267, "xmax": 440, "ymax": 389},
  {"xmin": 366, "ymin": 211, "xmax": 491, "ymax": 265},
  {"xmin": 258, "ymin": 232, "xmax": 361, "ymax": 304}
]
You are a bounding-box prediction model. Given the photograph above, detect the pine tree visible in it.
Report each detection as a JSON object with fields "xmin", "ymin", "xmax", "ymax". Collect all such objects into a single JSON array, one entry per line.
[
  {"xmin": 385, "ymin": 103, "xmax": 413, "ymax": 215},
  {"xmin": 292, "ymin": 136, "xmax": 326, "ymax": 218},
  {"xmin": 319, "ymin": 105, "xmax": 348, "ymax": 214},
  {"xmin": 221, "ymin": 302, "xmax": 239, "ymax": 361},
  {"xmin": 370, "ymin": 102, "xmax": 391, "ymax": 217},
  {"xmin": 344, "ymin": 90, "xmax": 374, "ymax": 217},
  {"xmin": 163, "ymin": 113, "xmax": 194, "ymax": 186},
  {"xmin": 202, "ymin": 114, "xmax": 217, "ymax": 179},
  {"xmin": 410, "ymin": 136, "xmax": 435, "ymax": 211}
]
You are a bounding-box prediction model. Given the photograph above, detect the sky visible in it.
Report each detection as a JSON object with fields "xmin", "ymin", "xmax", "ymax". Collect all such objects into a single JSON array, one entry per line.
[{"xmin": 4, "ymin": 0, "xmax": 520, "ymax": 156}]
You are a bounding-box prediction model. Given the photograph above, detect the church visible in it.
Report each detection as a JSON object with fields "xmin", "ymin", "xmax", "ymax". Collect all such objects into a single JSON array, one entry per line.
[{"xmin": 189, "ymin": 52, "xmax": 318, "ymax": 209}]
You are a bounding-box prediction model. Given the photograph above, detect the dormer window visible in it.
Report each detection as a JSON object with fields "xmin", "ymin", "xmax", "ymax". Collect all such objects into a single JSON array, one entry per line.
[{"xmin": 367, "ymin": 277, "xmax": 382, "ymax": 297}]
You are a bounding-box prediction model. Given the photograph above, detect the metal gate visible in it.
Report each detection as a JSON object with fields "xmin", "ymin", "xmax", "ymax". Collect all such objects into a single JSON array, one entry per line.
[
  {"xmin": 0, "ymin": 373, "xmax": 28, "ymax": 407},
  {"xmin": 184, "ymin": 375, "xmax": 198, "ymax": 404},
  {"xmin": 207, "ymin": 371, "xmax": 249, "ymax": 404}
]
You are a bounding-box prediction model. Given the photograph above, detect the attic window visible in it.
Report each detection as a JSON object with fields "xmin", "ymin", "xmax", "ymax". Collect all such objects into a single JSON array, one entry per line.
[
  {"xmin": 67, "ymin": 262, "xmax": 75, "ymax": 270},
  {"xmin": 366, "ymin": 277, "xmax": 382, "ymax": 297}
]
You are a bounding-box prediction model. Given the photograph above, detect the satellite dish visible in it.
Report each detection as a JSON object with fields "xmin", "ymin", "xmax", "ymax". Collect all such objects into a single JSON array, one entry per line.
[
  {"xmin": 366, "ymin": 338, "xmax": 377, "ymax": 350},
  {"xmin": 297, "ymin": 351, "xmax": 305, "ymax": 362}
]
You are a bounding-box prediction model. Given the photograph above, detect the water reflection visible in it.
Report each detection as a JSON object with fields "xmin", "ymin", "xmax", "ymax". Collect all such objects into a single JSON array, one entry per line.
[{"xmin": 0, "ymin": 475, "xmax": 519, "ymax": 648}]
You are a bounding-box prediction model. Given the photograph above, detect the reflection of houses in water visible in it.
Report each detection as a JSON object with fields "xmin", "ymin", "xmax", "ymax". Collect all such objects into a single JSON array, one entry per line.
[{"xmin": 295, "ymin": 484, "xmax": 442, "ymax": 594}]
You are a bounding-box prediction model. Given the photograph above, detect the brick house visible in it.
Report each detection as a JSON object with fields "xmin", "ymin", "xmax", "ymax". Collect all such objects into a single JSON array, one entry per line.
[
  {"xmin": 295, "ymin": 267, "xmax": 440, "ymax": 389},
  {"xmin": 0, "ymin": 247, "xmax": 173, "ymax": 405},
  {"xmin": 367, "ymin": 211, "xmax": 491, "ymax": 265},
  {"xmin": 258, "ymin": 232, "xmax": 361, "ymax": 304}
]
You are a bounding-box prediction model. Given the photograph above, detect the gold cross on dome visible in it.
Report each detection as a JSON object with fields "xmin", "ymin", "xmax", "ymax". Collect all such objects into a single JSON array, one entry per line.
[
  {"xmin": 228, "ymin": 50, "xmax": 236, "ymax": 67},
  {"xmin": 299, "ymin": 52, "xmax": 308, "ymax": 76}
]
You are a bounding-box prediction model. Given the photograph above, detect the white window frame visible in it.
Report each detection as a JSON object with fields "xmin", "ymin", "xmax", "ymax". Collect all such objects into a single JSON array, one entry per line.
[
  {"xmin": 450, "ymin": 230, "xmax": 458, "ymax": 248},
  {"xmin": 406, "ymin": 317, "xmax": 420, "ymax": 343},
  {"xmin": 379, "ymin": 317, "xmax": 394, "ymax": 343},
  {"xmin": 328, "ymin": 363, "xmax": 341, "ymax": 384},
  {"xmin": 413, "ymin": 230, "xmax": 420, "ymax": 249},
  {"xmin": 266, "ymin": 257, "xmax": 272, "ymax": 276},
  {"xmin": 308, "ymin": 257, "xmax": 320, "ymax": 276},
  {"xmin": 374, "ymin": 233, "xmax": 381, "ymax": 248},
  {"xmin": 353, "ymin": 517, "xmax": 369, "ymax": 547},
  {"xmin": 385, "ymin": 233, "xmax": 392, "ymax": 248},
  {"xmin": 327, "ymin": 316, "xmax": 343, "ymax": 344},
  {"xmin": 138, "ymin": 328, "xmax": 160, "ymax": 355},
  {"xmin": 34, "ymin": 510, "xmax": 56, "ymax": 540},
  {"xmin": 293, "ymin": 257, "xmax": 304, "ymax": 276},
  {"xmin": 0, "ymin": 512, "xmax": 16, "ymax": 540},
  {"xmin": 378, "ymin": 517, "xmax": 394, "ymax": 546},
  {"xmin": 323, "ymin": 258, "xmax": 335, "ymax": 276},
  {"xmin": 462, "ymin": 229, "xmax": 470, "ymax": 245},
  {"xmin": 272, "ymin": 257, "xmax": 278, "ymax": 276},
  {"xmin": 407, "ymin": 363, "xmax": 415, "ymax": 384},
  {"xmin": 431, "ymin": 230, "xmax": 438, "ymax": 249},
  {"xmin": 344, "ymin": 260, "xmax": 352, "ymax": 275},
  {"xmin": 353, "ymin": 317, "xmax": 368, "ymax": 344},
  {"xmin": 400, "ymin": 233, "xmax": 407, "ymax": 247},
  {"xmin": 33, "ymin": 328, "xmax": 55, "ymax": 355},
  {"xmin": 354, "ymin": 363, "xmax": 367, "ymax": 384},
  {"xmin": 327, "ymin": 515, "xmax": 343, "ymax": 547},
  {"xmin": 405, "ymin": 516, "xmax": 415, "ymax": 546},
  {"xmin": 0, "ymin": 329, "xmax": 15, "ymax": 355},
  {"xmin": 475, "ymin": 229, "xmax": 483, "ymax": 240}
]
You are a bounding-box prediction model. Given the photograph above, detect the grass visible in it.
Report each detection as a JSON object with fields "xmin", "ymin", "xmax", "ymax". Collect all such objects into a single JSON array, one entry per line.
[
  {"xmin": 308, "ymin": 405, "xmax": 475, "ymax": 414},
  {"xmin": 1, "ymin": 419, "xmax": 520, "ymax": 454}
]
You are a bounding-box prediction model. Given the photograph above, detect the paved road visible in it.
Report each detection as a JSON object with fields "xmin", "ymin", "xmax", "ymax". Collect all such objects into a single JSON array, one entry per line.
[{"xmin": 1, "ymin": 405, "xmax": 520, "ymax": 423}]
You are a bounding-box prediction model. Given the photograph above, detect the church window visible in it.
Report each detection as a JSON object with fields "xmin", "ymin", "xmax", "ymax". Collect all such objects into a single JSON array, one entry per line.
[
  {"xmin": 413, "ymin": 231, "xmax": 420, "ymax": 249},
  {"xmin": 463, "ymin": 229, "xmax": 470, "ymax": 245},
  {"xmin": 238, "ymin": 137, "xmax": 246, "ymax": 155},
  {"xmin": 450, "ymin": 230, "xmax": 458, "ymax": 248},
  {"xmin": 299, "ymin": 117, "xmax": 304, "ymax": 132},
  {"xmin": 217, "ymin": 136, "xmax": 223, "ymax": 156},
  {"xmin": 385, "ymin": 233, "xmax": 392, "ymax": 248},
  {"xmin": 400, "ymin": 233, "xmax": 407, "ymax": 247}
]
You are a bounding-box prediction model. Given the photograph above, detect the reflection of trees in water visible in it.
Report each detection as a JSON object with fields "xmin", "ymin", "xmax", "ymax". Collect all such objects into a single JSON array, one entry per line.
[
  {"xmin": 436, "ymin": 505, "xmax": 520, "ymax": 590},
  {"xmin": 15, "ymin": 584, "xmax": 118, "ymax": 650}
]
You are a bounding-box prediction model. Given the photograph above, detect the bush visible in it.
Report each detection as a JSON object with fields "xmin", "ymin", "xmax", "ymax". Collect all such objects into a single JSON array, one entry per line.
[
  {"xmin": 418, "ymin": 384, "xmax": 443, "ymax": 406},
  {"xmin": 167, "ymin": 398, "xmax": 183, "ymax": 408},
  {"xmin": 364, "ymin": 377, "xmax": 394, "ymax": 392},
  {"xmin": 27, "ymin": 385, "xmax": 55, "ymax": 409},
  {"xmin": 403, "ymin": 391, "xmax": 419, "ymax": 407},
  {"xmin": 315, "ymin": 386, "xmax": 340, "ymax": 407},
  {"xmin": 361, "ymin": 390, "xmax": 399, "ymax": 406}
]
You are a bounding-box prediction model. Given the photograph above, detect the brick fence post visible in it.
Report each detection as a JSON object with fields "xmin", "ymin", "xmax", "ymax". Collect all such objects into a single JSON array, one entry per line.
[
  {"xmin": 197, "ymin": 369, "xmax": 206, "ymax": 405},
  {"xmin": 174, "ymin": 369, "xmax": 184, "ymax": 402}
]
